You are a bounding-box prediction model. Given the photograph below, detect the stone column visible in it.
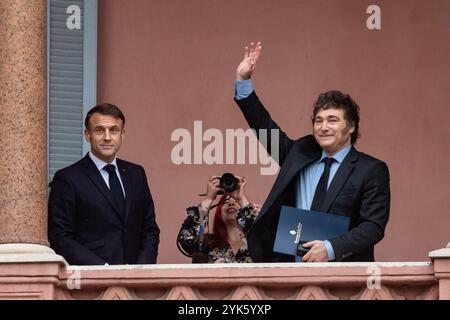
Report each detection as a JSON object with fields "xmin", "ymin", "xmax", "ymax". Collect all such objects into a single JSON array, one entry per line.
[
  {"xmin": 429, "ymin": 242, "xmax": 450, "ymax": 300},
  {"xmin": 0, "ymin": 0, "xmax": 48, "ymax": 246},
  {"xmin": 0, "ymin": 1, "xmax": 67, "ymax": 300}
]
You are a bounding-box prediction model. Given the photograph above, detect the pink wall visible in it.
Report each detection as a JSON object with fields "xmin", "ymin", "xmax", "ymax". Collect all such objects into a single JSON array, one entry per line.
[{"xmin": 97, "ymin": 0, "xmax": 450, "ymax": 263}]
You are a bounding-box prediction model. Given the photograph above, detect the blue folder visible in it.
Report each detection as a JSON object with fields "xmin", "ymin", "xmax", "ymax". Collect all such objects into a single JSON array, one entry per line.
[{"xmin": 273, "ymin": 206, "xmax": 350, "ymax": 257}]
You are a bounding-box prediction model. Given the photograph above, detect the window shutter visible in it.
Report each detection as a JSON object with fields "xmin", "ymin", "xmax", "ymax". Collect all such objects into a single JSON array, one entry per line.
[{"xmin": 48, "ymin": 0, "xmax": 97, "ymax": 181}]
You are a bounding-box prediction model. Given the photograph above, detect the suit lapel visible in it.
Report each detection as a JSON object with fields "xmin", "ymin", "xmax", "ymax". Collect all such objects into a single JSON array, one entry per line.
[
  {"xmin": 117, "ymin": 159, "xmax": 133, "ymax": 223},
  {"xmin": 256, "ymin": 140, "xmax": 321, "ymax": 223},
  {"xmin": 81, "ymin": 154, "xmax": 123, "ymax": 221},
  {"xmin": 321, "ymin": 146, "xmax": 358, "ymax": 212}
]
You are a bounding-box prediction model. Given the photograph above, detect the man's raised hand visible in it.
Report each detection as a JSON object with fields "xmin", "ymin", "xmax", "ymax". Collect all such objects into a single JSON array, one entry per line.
[{"xmin": 236, "ymin": 41, "xmax": 262, "ymax": 81}]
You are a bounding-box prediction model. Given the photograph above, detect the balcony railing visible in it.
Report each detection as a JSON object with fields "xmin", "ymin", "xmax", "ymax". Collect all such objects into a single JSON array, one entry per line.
[{"xmin": 0, "ymin": 244, "xmax": 449, "ymax": 300}]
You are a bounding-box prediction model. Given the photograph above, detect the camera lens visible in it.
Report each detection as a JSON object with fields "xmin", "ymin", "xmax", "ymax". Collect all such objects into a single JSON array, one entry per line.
[{"xmin": 219, "ymin": 173, "xmax": 238, "ymax": 193}]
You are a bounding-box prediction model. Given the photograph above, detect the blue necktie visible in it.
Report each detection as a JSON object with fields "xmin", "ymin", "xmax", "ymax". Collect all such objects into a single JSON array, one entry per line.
[
  {"xmin": 310, "ymin": 157, "xmax": 334, "ymax": 212},
  {"xmin": 103, "ymin": 164, "xmax": 125, "ymax": 219}
]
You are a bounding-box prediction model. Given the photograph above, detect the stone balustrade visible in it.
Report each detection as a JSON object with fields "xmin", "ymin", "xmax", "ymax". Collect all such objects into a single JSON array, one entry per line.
[{"xmin": 0, "ymin": 243, "xmax": 449, "ymax": 300}]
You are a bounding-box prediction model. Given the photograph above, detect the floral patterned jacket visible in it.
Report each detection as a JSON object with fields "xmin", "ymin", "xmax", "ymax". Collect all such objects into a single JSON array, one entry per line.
[{"xmin": 177, "ymin": 203, "xmax": 261, "ymax": 263}]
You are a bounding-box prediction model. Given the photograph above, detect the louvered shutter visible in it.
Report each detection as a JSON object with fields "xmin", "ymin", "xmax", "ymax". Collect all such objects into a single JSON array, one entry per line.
[{"xmin": 48, "ymin": 0, "xmax": 97, "ymax": 181}]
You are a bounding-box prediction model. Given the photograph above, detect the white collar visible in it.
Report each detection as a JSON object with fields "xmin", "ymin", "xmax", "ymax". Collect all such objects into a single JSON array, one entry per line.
[{"xmin": 88, "ymin": 152, "xmax": 118, "ymax": 172}]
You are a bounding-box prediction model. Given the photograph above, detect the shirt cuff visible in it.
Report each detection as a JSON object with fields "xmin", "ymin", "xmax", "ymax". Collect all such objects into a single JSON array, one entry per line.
[
  {"xmin": 234, "ymin": 79, "xmax": 254, "ymax": 100},
  {"xmin": 324, "ymin": 240, "xmax": 335, "ymax": 261}
]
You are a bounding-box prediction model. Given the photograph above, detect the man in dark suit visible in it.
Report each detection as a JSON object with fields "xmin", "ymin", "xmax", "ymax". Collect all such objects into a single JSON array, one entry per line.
[
  {"xmin": 234, "ymin": 42, "xmax": 390, "ymax": 262},
  {"xmin": 48, "ymin": 103, "xmax": 160, "ymax": 265}
]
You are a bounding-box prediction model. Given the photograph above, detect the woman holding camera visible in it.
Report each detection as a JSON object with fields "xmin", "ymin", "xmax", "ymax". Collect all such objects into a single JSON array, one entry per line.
[{"xmin": 177, "ymin": 175, "xmax": 261, "ymax": 263}]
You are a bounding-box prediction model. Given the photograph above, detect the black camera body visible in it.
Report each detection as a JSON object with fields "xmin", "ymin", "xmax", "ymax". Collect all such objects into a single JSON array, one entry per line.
[{"xmin": 219, "ymin": 173, "xmax": 238, "ymax": 193}]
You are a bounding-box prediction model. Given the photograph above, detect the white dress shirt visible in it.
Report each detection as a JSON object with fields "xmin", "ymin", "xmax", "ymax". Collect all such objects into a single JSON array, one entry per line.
[{"xmin": 88, "ymin": 152, "xmax": 126, "ymax": 197}]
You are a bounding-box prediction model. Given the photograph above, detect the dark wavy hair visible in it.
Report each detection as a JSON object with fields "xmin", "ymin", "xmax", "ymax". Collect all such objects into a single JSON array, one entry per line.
[
  {"xmin": 85, "ymin": 103, "xmax": 125, "ymax": 130},
  {"xmin": 311, "ymin": 90, "xmax": 360, "ymax": 144}
]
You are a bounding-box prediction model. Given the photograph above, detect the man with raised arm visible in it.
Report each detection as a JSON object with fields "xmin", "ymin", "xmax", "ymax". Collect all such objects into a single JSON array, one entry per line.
[{"xmin": 234, "ymin": 42, "xmax": 390, "ymax": 262}]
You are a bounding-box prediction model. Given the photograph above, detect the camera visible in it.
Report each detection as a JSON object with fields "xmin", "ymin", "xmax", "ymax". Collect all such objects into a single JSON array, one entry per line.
[{"xmin": 219, "ymin": 173, "xmax": 239, "ymax": 193}]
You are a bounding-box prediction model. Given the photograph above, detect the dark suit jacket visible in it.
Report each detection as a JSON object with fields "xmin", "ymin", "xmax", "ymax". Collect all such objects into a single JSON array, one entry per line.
[
  {"xmin": 48, "ymin": 154, "xmax": 160, "ymax": 265},
  {"xmin": 235, "ymin": 92, "xmax": 390, "ymax": 262}
]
